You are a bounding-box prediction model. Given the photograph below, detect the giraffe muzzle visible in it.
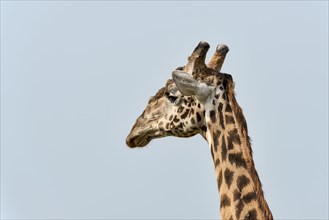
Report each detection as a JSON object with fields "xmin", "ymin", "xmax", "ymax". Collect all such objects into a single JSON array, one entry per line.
[{"xmin": 126, "ymin": 130, "xmax": 152, "ymax": 148}]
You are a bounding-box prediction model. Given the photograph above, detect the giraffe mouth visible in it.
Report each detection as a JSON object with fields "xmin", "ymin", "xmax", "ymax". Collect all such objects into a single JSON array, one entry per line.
[{"xmin": 126, "ymin": 131, "xmax": 153, "ymax": 148}]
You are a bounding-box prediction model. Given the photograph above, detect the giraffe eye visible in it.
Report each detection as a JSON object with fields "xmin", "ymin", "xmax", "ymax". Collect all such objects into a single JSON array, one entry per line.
[{"xmin": 167, "ymin": 95, "xmax": 178, "ymax": 103}]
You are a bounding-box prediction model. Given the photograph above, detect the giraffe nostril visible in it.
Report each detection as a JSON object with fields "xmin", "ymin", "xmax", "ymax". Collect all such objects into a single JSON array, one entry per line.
[{"xmin": 126, "ymin": 136, "xmax": 136, "ymax": 148}]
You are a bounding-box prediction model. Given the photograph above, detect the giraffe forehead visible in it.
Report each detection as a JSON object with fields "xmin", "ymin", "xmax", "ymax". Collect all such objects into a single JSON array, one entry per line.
[{"xmin": 197, "ymin": 72, "xmax": 225, "ymax": 87}]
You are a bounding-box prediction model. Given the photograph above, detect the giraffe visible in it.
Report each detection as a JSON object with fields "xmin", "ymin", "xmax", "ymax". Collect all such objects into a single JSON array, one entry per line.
[{"xmin": 126, "ymin": 42, "xmax": 273, "ymax": 220}]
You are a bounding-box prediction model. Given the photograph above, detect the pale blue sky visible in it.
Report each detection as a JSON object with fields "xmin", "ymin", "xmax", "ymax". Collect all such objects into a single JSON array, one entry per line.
[{"xmin": 1, "ymin": 1, "xmax": 328, "ymax": 219}]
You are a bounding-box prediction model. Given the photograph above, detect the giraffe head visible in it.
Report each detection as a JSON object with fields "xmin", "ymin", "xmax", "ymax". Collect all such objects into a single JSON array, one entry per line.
[{"xmin": 126, "ymin": 42, "xmax": 229, "ymax": 148}]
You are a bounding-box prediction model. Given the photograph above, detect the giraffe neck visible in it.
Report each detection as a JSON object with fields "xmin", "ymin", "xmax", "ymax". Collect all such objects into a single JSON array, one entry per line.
[{"xmin": 204, "ymin": 87, "xmax": 273, "ymax": 220}]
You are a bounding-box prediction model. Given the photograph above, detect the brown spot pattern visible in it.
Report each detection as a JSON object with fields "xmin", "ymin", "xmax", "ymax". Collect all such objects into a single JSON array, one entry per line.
[
  {"xmin": 237, "ymin": 175, "xmax": 250, "ymax": 191},
  {"xmin": 228, "ymin": 153, "xmax": 247, "ymax": 168},
  {"xmin": 210, "ymin": 110, "xmax": 216, "ymax": 123},
  {"xmin": 217, "ymin": 170, "xmax": 223, "ymax": 190},
  {"xmin": 224, "ymin": 168, "xmax": 234, "ymax": 189},
  {"xmin": 220, "ymin": 194, "xmax": 231, "ymax": 208},
  {"xmin": 242, "ymin": 192, "xmax": 257, "ymax": 203}
]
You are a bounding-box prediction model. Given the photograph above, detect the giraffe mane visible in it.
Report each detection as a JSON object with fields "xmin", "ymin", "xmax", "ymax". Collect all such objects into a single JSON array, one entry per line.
[{"xmin": 225, "ymin": 75, "xmax": 273, "ymax": 219}]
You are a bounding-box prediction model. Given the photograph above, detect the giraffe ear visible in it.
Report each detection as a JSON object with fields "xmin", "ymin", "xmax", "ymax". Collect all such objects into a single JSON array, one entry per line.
[{"xmin": 172, "ymin": 70, "xmax": 214, "ymax": 104}]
